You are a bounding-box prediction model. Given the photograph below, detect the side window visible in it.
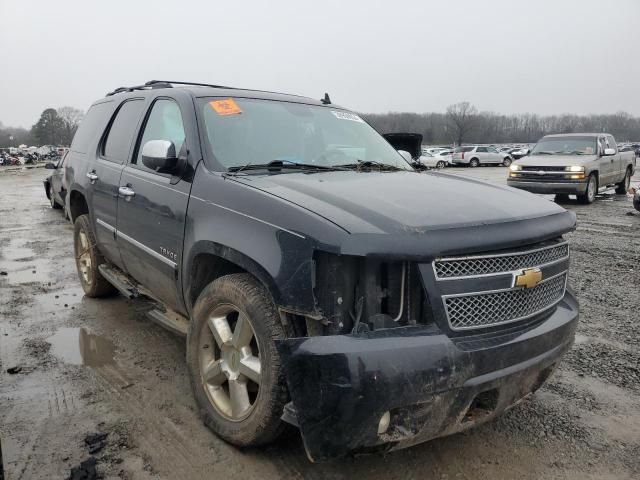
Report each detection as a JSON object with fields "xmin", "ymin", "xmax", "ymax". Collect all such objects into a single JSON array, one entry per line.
[
  {"xmin": 598, "ymin": 137, "xmax": 606, "ymax": 154},
  {"xmin": 102, "ymin": 99, "xmax": 145, "ymax": 163},
  {"xmin": 607, "ymin": 136, "xmax": 617, "ymax": 152},
  {"xmin": 134, "ymin": 99, "xmax": 186, "ymax": 175},
  {"xmin": 487, "ymin": 147, "xmax": 498, "ymax": 153},
  {"xmin": 476, "ymin": 147, "xmax": 487, "ymax": 153},
  {"xmin": 71, "ymin": 102, "xmax": 112, "ymax": 154}
]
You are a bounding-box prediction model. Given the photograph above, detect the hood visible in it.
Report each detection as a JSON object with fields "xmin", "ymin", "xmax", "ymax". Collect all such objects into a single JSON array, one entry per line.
[
  {"xmin": 232, "ymin": 171, "xmax": 572, "ymax": 240},
  {"xmin": 383, "ymin": 133, "xmax": 423, "ymax": 159},
  {"xmin": 514, "ymin": 154, "xmax": 597, "ymax": 168}
]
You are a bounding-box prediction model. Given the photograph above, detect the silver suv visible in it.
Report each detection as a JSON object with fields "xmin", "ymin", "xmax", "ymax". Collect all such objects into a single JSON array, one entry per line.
[{"xmin": 452, "ymin": 145, "xmax": 512, "ymax": 167}]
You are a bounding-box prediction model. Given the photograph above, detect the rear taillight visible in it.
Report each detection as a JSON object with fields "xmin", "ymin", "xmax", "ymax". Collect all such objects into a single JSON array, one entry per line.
[{"xmin": 461, "ymin": 151, "xmax": 465, "ymax": 160}]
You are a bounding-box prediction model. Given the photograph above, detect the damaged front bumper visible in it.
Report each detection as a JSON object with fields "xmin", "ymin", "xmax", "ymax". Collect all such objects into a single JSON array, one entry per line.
[{"xmin": 277, "ymin": 291, "xmax": 578, "ymax": 462}]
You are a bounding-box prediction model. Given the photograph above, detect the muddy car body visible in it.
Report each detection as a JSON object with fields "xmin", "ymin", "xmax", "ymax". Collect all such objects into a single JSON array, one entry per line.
[
  {"xmin": 43, "ymin": 151, "xmax": 67, "ymax": 210},
  {"xmin": 64, "ymin": 81, "xmax": 579, "ymax": 462}
]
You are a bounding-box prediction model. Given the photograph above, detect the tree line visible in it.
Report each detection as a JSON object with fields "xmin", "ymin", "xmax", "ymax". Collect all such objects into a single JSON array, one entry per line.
[
  {"xmin": 363, "ymin": 102, "xmax": 640, "ymax": 146},
  {"xmin": 0, "ymin": 107, "xmax": 84, "ymax": 148}
]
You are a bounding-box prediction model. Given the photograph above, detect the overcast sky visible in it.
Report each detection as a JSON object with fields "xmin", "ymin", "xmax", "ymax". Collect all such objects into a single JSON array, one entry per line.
[{"xmin": 1, "ymin": 0, "xmax": 639, "ymax": 127}]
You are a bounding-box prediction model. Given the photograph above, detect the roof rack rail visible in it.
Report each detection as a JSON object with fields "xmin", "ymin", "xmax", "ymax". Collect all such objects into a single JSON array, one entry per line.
[
  {"xmin": 106, "ymin": 80, "xmax": 314, "ymax": 103},
  {"xmin": 145, "ymin": 80, "xmax": 236, "ymax": 89},
  {"xmin": 106, "ymin": 80, "xmax": 238, "ymax": 97},
  {"xmin": 105, "ymin": 81, "xmax": 173, "ymax": 97}
]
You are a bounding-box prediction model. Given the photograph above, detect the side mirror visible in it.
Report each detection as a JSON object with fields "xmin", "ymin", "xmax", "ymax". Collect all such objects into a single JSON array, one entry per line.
[
  {"xmin": 141, "ymin": 140, "xmax": 178, "ymax": 172},
  {"xmin": 45, "ymin": 162, "xmax": 56, "ymax": 169},
  {"xmin": 398, "ymin": 150, "xmax": 413, "ymax": 163},
  {"xmin": 604, "ymin": 148, "xmax": 616, "ymax": 156}
]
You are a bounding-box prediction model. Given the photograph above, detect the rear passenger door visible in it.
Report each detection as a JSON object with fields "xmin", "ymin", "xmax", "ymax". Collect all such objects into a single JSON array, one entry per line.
[
  {"xmin": 91, "ymin": 99, "xmax": 145, "ymax": 270},
  {"xmin": 116, "ymin": 97, "xmax": 192, "ymax": 311}
]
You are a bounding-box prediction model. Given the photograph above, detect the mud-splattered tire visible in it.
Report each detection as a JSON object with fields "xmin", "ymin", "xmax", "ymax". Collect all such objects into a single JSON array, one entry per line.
[
  {"xmin": 73, "ymin": 214, "xmax": 116, "ymax": 297},
  {"xmin": 48, "ymin": 187, "xmax": 62, "ymax": 209},
  {"xmin": 615, "ymin": 168, "xmax": 631, "ymax": 194},
  {"xmin": 577, "ymin": 174, "xmax": 597, "ymax": 204},
  {"xmin": 187, "ymin": 273, "xmax": 288, "ymax": 447}
]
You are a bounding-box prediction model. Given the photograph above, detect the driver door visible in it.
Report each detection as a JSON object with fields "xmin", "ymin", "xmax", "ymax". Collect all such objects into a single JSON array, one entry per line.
[{"xmin": 116, "ymin": 97, "xmax": 191, "ymax": 310}]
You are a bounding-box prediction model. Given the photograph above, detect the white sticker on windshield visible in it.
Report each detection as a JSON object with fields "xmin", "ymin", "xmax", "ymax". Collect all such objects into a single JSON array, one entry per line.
[{"xmin": 331, "ymin": 111, "xmax": 364, "ymax": 123}]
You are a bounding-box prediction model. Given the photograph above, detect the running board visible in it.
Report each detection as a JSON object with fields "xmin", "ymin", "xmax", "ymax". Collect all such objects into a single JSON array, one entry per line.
[
  {"xmin": 98, "ymin": 263, "xmax": 189, "ymax": 337},
  {"xmin": 146, "ymin": 308, "xmax": 189, "ymax": 337},
  {"xmin": 98, "ymin": 264, "xmax": 140, "ymax": 299}
]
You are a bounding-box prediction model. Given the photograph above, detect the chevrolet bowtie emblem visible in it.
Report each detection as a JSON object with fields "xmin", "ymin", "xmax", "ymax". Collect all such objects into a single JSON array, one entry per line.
[{"xmin": 514, "ymin": 268, "xmax": 543, "ymax": 289}]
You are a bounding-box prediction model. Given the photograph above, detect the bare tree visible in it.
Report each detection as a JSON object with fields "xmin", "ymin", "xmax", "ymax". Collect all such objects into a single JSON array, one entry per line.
[
  {"xmin": 57, "ymin": 106, "xmax": 85, "ymax": 146},
  {"xmin": 446, "ymin": 101, "xmax": 477, "ymax": 146}
]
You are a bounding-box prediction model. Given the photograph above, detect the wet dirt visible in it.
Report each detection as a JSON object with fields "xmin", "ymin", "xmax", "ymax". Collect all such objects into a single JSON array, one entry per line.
[
  {"xmin": 47, "ymin": 328, "xmax": 115, "ymax": 367},
  {"xmin": 1, "ymin": 167, "xmax": 639, "ymax": 479}
]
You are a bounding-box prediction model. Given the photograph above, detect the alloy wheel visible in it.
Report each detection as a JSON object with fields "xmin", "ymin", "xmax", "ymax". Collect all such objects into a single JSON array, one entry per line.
[
  {"xmin": 199, "ymin": 304, "xmax": 261, "ymax": 421},
  {"xmin": 77, "ymin": 230, "xmax": 93, "ymax": 285},
  {"xmin": 587, "ymin": 176, "xmax": 597, "ymax": 202}
]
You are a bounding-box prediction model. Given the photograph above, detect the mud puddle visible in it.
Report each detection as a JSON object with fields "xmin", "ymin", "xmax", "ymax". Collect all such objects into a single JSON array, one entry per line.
[{"xmin": 47, "ymin": 328, "xmax": 115, "ymax": 367}]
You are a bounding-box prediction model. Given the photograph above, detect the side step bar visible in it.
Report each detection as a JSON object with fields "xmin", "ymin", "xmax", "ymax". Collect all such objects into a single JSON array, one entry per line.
[
  {"xmin": 146, "ymin": 308, "xmax": 189, "ymax": 337},
  {"xmin": 98, "ymin": 264, "xmax": 140, "ymax": 299},
  {"xmin": 98, "ymin": 263, "xmax": 189, "ymax": 337}
]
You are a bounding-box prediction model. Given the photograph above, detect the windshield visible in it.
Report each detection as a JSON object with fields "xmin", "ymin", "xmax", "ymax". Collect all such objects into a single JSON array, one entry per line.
[
  {"xmin": 531, "ymin": 137, "xmax": 597, "ymax": 156},
  {"xmin": 199, "ymin": 98, "xmax": 413, "ymax": 171}
]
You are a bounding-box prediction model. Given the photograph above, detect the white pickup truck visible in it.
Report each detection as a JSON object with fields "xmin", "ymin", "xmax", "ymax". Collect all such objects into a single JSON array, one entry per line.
[{"xmin": 507, "ymin": 133, "xmax": 636, "ymax": 204}]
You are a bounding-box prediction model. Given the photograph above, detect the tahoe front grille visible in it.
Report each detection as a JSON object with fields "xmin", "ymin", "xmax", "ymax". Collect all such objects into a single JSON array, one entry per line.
[
  {"xmin": 443, "ymin": 273, "xmax": 567, "ymax": 331},
  {"xmin": 434, "ymin": 242, "xmax": 569, "ymax": 279}
]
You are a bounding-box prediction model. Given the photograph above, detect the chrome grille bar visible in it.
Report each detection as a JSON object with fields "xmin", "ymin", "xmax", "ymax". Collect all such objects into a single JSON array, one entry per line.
[{"xmin": 434, "ymin": 242, "xmax": 569, "ymax": 279}]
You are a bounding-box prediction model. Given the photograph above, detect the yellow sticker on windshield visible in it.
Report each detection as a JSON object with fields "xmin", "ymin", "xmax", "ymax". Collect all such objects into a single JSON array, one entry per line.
[{"xmin": 209, "ymin": 98, "xmax": 242, "ymax": 116}]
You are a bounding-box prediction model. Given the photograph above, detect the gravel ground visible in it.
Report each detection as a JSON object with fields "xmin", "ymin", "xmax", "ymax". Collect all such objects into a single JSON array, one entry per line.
[{"xmin": 1, "ymin": 166, "xmax": 639, "ymax": 479}]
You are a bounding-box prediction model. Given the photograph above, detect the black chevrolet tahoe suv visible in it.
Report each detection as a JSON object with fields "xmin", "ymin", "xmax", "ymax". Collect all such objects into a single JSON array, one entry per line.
[{"xmin": 65, "ymin": 80, "xmax": 579, "ymax": 462}]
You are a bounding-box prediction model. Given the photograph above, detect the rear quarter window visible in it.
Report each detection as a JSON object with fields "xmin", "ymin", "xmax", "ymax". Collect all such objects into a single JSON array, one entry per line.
[{"xmin": 70, "ymin": 102, "xmax": 112, "ymax": 154}]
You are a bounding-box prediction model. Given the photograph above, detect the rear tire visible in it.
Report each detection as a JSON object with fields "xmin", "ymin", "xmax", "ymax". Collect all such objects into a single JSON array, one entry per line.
[
  {"xmin": 469, "ymin": 158, "xmax": 480, "ymax": 168},
  {"xmin": 502, "ymin": 157, "xmax": 512, "ymax": 167},
  {"xmin": 436, "ymin": 161, "xmax": 446, "ymax": 169},
  {"xmin": 73, "ymin": 214, "xmax": 117, "ymax": 297},
  {"xmin": 615, "ymin": 168, "xmax": 631, "ymax": 194},
  {"xmin": 577, "ymin": 174, "xmax": 597, "ymax": 204},
  {"xmin": 186, "ymin": 273, "xmax": 288, "ymax": 447},
  {"xmin": 50, "ymin": 192, "xmax": 61, "ymax": 209}
]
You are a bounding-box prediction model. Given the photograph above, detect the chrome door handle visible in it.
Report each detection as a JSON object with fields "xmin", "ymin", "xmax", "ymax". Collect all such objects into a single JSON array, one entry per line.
[
  {"xmin": 86, "ymin": 172, "xmax": 98, "ymax": 182},
  {"xmin": 118, "ymin": 186, "xmax": 136, "ymax": 199}
]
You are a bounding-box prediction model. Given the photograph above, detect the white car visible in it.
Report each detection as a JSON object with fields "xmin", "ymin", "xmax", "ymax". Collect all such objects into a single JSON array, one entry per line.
[
  {"xmin": 418, "ymin": 152, "xmax": 447, "ymax": 169},
  {"xmin": 432, "ymin": 149, "xmax": 454, "ymax": 165}
]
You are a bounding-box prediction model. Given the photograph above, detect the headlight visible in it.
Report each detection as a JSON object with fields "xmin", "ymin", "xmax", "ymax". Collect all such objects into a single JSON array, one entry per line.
[
  {"xmin": 565, "ymin": 166, "xmax": 584, "ymax": 172},
  {"xmin": 509, "ymin": 164, "xmax": 522, "ymax": 172}
]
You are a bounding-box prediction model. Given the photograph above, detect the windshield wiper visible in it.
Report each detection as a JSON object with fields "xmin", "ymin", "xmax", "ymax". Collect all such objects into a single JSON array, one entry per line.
[
  {"xmin": 227, "ymin": 159, "xmax": 348, "ymax": 175},
  {"xmin": 551, "ymin": 151, "xmax": 585, "ymax": 156},
  {"xmin": 335, "ymin": 159, "xmax": 405, "ymax": 171}
]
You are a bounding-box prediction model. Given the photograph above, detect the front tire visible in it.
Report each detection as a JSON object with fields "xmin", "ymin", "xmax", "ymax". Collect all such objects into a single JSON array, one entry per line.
[
  {"xmin": 469, "ymin": 158, "xmax": 480, "ymax": 168},
  {"xmin": 187, "ymin": 273, "xmax": 288, "ymax": 447},
  {"xmin": 73, "ymin": 214, "xmax": 116, "ymax": 297},
  {"xmin": 615, "ymin": 168, "xmax": 631, "ymax": 194},
  {"xmin": 577, "ymin": 174, "xmax": 598, "ymax": 204}
]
